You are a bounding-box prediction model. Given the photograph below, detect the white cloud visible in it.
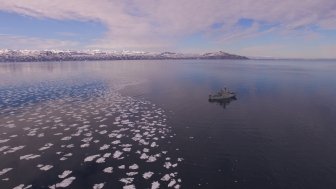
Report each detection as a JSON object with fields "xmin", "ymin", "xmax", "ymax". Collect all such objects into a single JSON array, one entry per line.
[
  {"xmin": 0, "ymin": 34, "xmax": 79, "ymax": 50},
  {"xmin": 240, "ymin": 43, "xmax": 336, "ymax": 59},
  {"xmin": 0, "ymin": 0, "xmax": 335, "ymax": 55}
]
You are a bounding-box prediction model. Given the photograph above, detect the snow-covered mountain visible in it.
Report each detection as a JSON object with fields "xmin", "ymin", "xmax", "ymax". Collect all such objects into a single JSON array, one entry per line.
[{"xmin": 0, "ymin": 49, "xmax": 248, "ymax": 62}]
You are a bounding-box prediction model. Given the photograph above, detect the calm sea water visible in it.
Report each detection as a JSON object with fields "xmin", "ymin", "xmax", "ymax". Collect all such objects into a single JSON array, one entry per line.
[{"xmin": 0, "ymin": 60, "xmax": 336, "ymax": 189}]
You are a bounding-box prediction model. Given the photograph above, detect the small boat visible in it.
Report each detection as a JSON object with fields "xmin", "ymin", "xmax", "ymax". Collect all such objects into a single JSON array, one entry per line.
[{"xmin": 209, "ymin": 88, "xmax": 236, "ymax": 100}]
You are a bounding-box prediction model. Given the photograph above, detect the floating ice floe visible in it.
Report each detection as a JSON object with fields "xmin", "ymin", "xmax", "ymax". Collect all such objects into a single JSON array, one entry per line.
[
  {"xmin": 58, "ymin": 170, "xmax": 72, "ymax": 179},
  {"xmin": 111, "ymin": 140, "xmax": 121, "ymax": 144},
  {"xmin": 61, "ymin": 136, "xmax": 71, "ymax": 141},
  {"xmin": 13, "ymin": 184, "xmax": 32, "ymax": 189},
  {"xmin": 161, "ymin": 174, "xmax": 170, "ymax": 181},
  {"xmin": 120, "ymin": 178, "xmax": 134, "ymax": 184},
  {"xmin": 0, "ymin": 139, "xmax": 10, "ymax": 143},
  {"xmin": 93, "ymin": 183, "xmax": 105, "ymax": 189},
  {"xmin": 103, "ymin": 167, "xmax": 113, "ymax": 173},
  {"xmin": 64, "ymin": 153, "xmax": 72, "ymax": 157},
  {"xmin": 99, "ymin": 144, "xmax": 110, "ymax": 150},
  {"xmin": 174, "ymin": 185, "xmax": 181, "ymax": 189},
  {"xmin": 140, "ymin": 153, "xmax": 149, "ymax": 160},
  {"xmin": 168, "ymin": 179, "xmax": 177, "ymax": 187},
  {"xmin": 96, "ymin": 157, "xmax": 106, "ymax": 163},
  {"xmin": 38, "ymin": 143, "xmax": 53, "ymax": 151},
  {"xmin": 113, "ymin": 150, "xmax": 123, "ymax": 159},
  {"xmin": 0, "ymin": 168, "xmax": 12, "ymax": 176},
  {"xmin": 103, "ymin": 153, "xmax": 111, "ymax": 158},
  {"xmin": 143, "ymin": 172, "xmax": 154, "ymax": 179},
  {"xmin": 49, "ymin": 177, "xmax": 76, "ymax": 188},
  {"xmin": 147, "ymin": 156, "xmax": 157, "ymax": 162},
  {"xmin": 0, "ymin": 146, "xmax": 9, "ymax": 152},
  {"xmin": 20, "ymin": 154, "xmax": 41, "ymax": 160},
  {"xmin": 84, "ymin": 154, "xmax": 100, "ymax": 162},
  {"xmin": 3, "ymin": 145, "xmax": 25, "ymax": 154},
  {"xmin": 163, "ymin": 162, "xmax": 172, "ymax": 169},
  {"xmin": 151, "ymin": 181, "xmax": 160, "ymax": 189},
  {"xmin": 126, "ymin": 172, "xmax": 138, "ymax": 176},
  {"xmin": 129, "ymin": 164, "xmax": 139, "ymax": 170},
  {"xmin": 39, "ymin": 165, "xmax": 53, "ymax": 171},
  {"xmin": 123, "ymin": 185, "xmax": 136, "ymax": 189},
  {"xmin": 150, "ymin": 142, "xmax": 157, "ymax": 148},
  {"xmin": 81, "ymin": 143, "xmax": 90, "ymax": 148}
]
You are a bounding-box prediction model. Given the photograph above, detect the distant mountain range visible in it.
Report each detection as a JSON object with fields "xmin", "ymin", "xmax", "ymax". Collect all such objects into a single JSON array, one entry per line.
[{"xmin": 0, "ymin": 49, "xmax": 248, "ymax": 62}]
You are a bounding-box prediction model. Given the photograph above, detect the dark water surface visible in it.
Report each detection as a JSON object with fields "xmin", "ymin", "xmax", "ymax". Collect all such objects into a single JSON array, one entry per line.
[{"xmin": 1, "ymin": 60, "xmax": 336, "ymax": 189}]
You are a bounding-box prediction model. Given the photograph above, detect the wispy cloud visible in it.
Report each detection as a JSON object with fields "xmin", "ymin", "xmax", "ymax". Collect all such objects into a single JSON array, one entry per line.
[
  {"xmin": 0, "ymin": 34, "xmax": 79, "ymax": 50},
  {"xmin": 0, "ymin": 0, "xmax": 335, "ymax": 57}
]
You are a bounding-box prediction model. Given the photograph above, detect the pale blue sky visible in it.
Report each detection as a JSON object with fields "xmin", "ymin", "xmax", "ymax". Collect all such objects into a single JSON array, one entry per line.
[{"xmin": 1, "ymin": 0, "xmax": 336, "ymax": 58}]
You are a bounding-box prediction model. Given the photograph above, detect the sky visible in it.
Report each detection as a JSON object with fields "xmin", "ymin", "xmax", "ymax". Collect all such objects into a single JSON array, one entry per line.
[{"xmin": 0, "ymin": 0, "xmax": 336, "ymax": 58}]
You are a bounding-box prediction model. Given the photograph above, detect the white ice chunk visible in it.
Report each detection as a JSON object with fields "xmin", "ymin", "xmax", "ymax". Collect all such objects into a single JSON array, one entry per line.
[
  {"xmin": 111, "ymin": 140, "xmax": 121, "ymax": 144},
  {"xmin": 161, "ymin": 174, "xmax": 170, "ymax": 181},
  {"xmin": 39, "ymin": 165, "xmax": 53, "ymax": 171},
  {"xmin": 151, "ymin": 181, "xmax": 160, "ymax": 189},
  {"xmin": 118, "ymin": 165, "xmax": 125, "ymax": 169},
  {"xmin": 150, "ymin": 142, "xmax": 157, "ymax": 148},
  {"xmin": 96, "ymin": 157, "xmax": 105, "ymax": 163},
  {"xmin": 99, "ymin": 144, "xmax": 110, "ymax": 150},
  {"xmin": 0, "ymin": 168, "xmax": 12, "ymax": 176},
  {"xmin": 49, "ymin": 177, "xmax": 76, "ymax": 188},
  {"xmin": 126, "ymin": 172, "xmax": 138, "ymax": 176},
  {"xmin": 140, "ymin": 153, "xmax": 149, "ymax": 160},
  {"xmin": 123, "ymin": 185, "xmax": 135, "ymax": 189},
  {"xmin": 163, "ymin": 162, "xmax": 172, "ymax": 169},
  {"xmin": 143, "ymin": 172, "xmax": 154, "ymax": 179},
  {"xmin": 147, "ymin": 156, "xmax": 157, "ymax": 162},
  {"xmin": 113, "ymin": 151, "xmax": 123, "ymax": 159},
  {"xmin": 0, "ymin": 139, "xmax": 9, "ymax": 143},
  {"xmin": 4, "ymin": 145, "xmax": 25, "ymax": 154},
  {"xmin": 84, "ymin": 154, "xmax": 100, "ymax": 162},
  {"xmin": 103, "ymin": 167, "xmax": 113, "ymax": 173},
  {"xmin": 20, "ymin": 154, "xmax": 41, "ymax": 160},
  {"xmin": 120, "ymin": 178, "xmax": 134, "ymax": 184},
  {"xmin": 58, "ymin": 170, "xmax": 72, "ymax": 179},
  {"xmin": 129, "ymin": 164, "xmax": 139, "ymax": 170},
  {"xmin": 103, "ymin": 153, "xmax": 111, "ymax": 158},
  {"xmin": 93, "ymin": 183, "xmax": 104, "ymax": 189},
  {"xmin": 61, "ymin": 136, "xmax": 71, "ymax": 141},
  {"xmin": 39, "ymin": 143, "xmax": 53, "ymax": 151},
  {"xmin": 168, "ymin": 179, "xmax": 176, "ymax": 187},
  {"xmin": 81, "ymin": 143, "xmax": 90, "ymax": 148}
]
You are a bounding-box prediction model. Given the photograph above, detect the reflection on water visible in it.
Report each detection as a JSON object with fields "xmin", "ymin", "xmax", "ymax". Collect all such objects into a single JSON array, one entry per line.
[
  {"xmin": 1, "ymin": 60, "xmax": 336, "ymax": 189},
  {"xmin": 208, "ymin": 97, "xmax": 237, "ymax": 109}
]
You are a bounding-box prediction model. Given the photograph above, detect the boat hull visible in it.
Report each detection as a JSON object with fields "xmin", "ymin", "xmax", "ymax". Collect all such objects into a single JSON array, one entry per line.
[{"xmin": 209, "ymin": 93, "xmax": 235, "ymax": 100}]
